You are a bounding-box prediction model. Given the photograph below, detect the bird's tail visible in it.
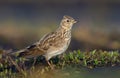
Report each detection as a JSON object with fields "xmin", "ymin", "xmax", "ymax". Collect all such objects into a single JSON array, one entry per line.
[
  {"xmin": 10, "ymin": 43, "xmax": 41, "ymax": 58},
  {"xmin": 10, "ymin": 49, "xmax": 28, "ymax": 58}
]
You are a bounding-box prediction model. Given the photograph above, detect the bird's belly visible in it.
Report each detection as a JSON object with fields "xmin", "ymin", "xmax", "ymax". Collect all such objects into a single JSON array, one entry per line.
[{"xmin": 44, "ymin": 45, "xmax": 68, "ymax": 60}]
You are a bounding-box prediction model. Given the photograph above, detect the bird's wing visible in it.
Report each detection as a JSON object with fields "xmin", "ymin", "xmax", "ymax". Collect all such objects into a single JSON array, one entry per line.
[
  {"xmin": 38, "ymin": 31, "xmax": 57, "ymax": 50},
  {"xmin": 11, "ymin": 31, "xmax": 57, "ymax": 58}
]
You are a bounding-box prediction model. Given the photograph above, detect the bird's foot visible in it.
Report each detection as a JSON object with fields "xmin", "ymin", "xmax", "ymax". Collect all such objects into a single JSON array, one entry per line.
[{"xmin": 46, "ymin": 60, "xmax": 55, "ymax": 70}]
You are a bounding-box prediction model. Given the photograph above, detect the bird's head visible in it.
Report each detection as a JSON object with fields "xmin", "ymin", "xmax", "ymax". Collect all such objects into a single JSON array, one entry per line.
[{"xmin": 60, "ymin": 15, "xmax": 77, "ymax": 29}]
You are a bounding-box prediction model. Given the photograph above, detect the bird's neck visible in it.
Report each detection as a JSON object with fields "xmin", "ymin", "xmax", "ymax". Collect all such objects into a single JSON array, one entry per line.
[
  {"xmin": 57, "ymin": 25, "xmax": 72, "ymax": 32},
  {"xmin": 56, "ymin": 25, "xmax": 72, "ymax": 38}
]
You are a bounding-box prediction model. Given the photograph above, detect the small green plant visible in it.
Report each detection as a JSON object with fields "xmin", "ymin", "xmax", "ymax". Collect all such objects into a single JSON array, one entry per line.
[{"xmin": 0, "ymin": 49, "xmax": 120, "ymax": 77}]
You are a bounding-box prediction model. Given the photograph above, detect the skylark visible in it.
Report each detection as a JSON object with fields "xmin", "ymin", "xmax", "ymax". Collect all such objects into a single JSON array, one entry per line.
[{"xmin": 12, "ymin": 15, "xmax": 77, "ymax": 69}]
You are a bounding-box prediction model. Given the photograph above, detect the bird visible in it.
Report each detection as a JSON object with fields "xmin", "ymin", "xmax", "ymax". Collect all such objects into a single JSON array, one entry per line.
[{"xmin": 11, "ymin": 15, "xmax": 77, "ymax": 69}]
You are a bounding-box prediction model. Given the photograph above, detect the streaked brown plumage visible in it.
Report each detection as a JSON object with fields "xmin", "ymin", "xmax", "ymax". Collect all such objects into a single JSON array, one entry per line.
[{"xmin": 12, "ymin": 15, "xmax": 77, "ymax": 69}]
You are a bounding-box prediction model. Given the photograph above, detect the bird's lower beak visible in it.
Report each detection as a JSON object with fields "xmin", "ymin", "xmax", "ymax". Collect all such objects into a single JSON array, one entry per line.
[{"xmin": 74, "ymin": 20, "xmax": 78, "ymax": 23}]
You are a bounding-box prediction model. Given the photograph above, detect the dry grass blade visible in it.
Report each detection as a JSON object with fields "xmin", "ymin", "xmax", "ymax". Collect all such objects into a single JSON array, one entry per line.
[{"xmin": 7, "ymin": 55, "xmax": 25, "ymax": 75}]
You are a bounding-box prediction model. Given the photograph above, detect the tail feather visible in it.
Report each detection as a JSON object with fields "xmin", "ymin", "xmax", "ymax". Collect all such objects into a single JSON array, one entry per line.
[
  {"xmin": 17, "ymin": 49, "xmax": 28, "ymax": 57},
  {"xmin": 10, "ymin": 42, "xmax": 46, "ymax": 59},
  {"xmin": 11, "ymin": 43, "xmax": 38, "ymax": 58},
  {"xmin": 10, "ymin": 49, "xmax": 27, "ymax": 57}
]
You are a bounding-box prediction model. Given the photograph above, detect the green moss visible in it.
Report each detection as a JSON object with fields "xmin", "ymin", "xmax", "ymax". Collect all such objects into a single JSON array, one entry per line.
[
  {"xmin": 0, "ymin": 49, "xmax": 120, "ymax": 77},
  {"xmin": 57, "ymin": 50, "xmax": 120, "ymax": 68}
]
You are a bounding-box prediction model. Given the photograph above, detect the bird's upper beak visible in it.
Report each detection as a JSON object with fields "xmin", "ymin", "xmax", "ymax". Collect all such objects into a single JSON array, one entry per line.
[{"xmin": 74, "ymin": 20, "xmax": 78, "ymax": 23}]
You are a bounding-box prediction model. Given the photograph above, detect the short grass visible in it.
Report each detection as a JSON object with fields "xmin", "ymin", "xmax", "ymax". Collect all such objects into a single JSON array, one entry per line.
[{"xmin": 0, "ymin": 49, "xmax": 120, "ymax": 78}]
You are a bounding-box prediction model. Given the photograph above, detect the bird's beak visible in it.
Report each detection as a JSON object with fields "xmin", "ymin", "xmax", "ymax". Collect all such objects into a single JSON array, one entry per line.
[{"xmin": 74, "ymin": 20, "xmax": 78, "ymax": 23}]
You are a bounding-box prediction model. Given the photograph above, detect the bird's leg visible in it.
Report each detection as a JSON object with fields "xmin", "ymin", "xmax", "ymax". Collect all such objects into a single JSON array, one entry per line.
[
  {"xmin": 46, "ymin": 59, "xmax": 54, "ymax": 69},
  {"xmin": 32, "ymin": 57, "xmax": 37, "ymax": 66}
]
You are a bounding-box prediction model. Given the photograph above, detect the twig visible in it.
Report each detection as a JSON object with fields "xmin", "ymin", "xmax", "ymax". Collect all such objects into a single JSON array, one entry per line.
[{"xmin": 7, "ymin": 55, "xmax": 25, "ymax": 75}]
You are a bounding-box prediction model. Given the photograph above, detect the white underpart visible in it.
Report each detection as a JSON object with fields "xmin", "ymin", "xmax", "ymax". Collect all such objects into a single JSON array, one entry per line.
[{"xmin": 44, "ymin": 44, "xmax": 68, "ymax": 60}]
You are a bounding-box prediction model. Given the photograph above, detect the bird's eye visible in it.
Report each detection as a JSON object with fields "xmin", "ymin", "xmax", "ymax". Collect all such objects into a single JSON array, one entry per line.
[{"xmin": 66, "ymin": 20, "xmax": 70, "ymax": 22}]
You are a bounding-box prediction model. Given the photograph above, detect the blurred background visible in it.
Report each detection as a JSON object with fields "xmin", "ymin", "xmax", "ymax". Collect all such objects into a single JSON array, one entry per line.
[{"xmin": 0, "ymin": 0, "xmax": 120, "ymax": 52}]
